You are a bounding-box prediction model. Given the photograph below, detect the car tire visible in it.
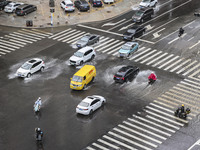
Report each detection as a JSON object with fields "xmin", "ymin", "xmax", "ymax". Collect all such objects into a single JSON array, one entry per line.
[
  {"xmin": 89, "ymin": 109, "xmax": 93, "ymax": 115},
  {"xmin": 101, "ymin": 101, "xmax": 104, "ymax": 106},
  {"xmin": 27, "ymin": 73, "xmax": 31, "ymax": 78},
  {"xmin": 40, "ymin": 67, "xmax": 44, "ymax": 72},
  {"xmin": 91, "ymin": 55, "xmax": 95, "ymax": 60},
  {"xmin": 79, "ymin": 61, "xmax": 83, "ymax": 66},
  {"xmin": 83, "ymin": 84, "xmax": 87, "ymax": 89}
]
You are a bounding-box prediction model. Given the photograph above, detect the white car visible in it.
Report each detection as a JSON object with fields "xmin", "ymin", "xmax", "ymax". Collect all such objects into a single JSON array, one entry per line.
[
  {"xmin": 16, "ymin": 58, "xmax": 45, "ymax": 78},
  {"xmin": 60, "ymin": 0, "xmax": 75, "ymax": 12},
  {"xmin": 139, "ymin": 0, "xmax": 157, "ymax": 8},
  {"xmin": 103, "ymin": 0, "xmax": 114, "ymax": 4},
  {"xmin": 76, "ymin": 95, "xmax": 106, "ymax": 115},
  {"xmin": 4, "ymin": 2, "xmax": 24, "ymax": 13},
  {"xmin": 69, "ymin": 46, "xmax": 96, "ymax": 66}
]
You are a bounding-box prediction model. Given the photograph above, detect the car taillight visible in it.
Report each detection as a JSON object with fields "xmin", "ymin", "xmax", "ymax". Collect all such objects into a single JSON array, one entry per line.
[
  {"xmin": 114, "ymin": 75, "xmax": 116, "ymax": 78},
  {"xmin": 21, "ymin": 11, "xmax": 23, "ymax": 13},
  {"xmin": 122, "ymin": 77, "xmax": 124, "ymax": 80},
  {"xmin": 94, "ymin": 3, "xmax": 96, "ymax": 4},
  {"xmin": 66, "ymin": 6, "xmax": 68, "ymax": 8},
  {"xmin": 73, "ymin": 6, "xmax": 75, "ymax": 7}
]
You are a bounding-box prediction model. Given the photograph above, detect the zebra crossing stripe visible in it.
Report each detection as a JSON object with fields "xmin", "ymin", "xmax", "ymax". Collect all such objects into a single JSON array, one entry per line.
[
  {"xmin": 49, "ymin": 28, "xmax": 71, "ymax": 38},
  {"xmin": 112, "ymin": 46, "xmax": 146, "ymax": 56},
  {"xmin": 149, "ymin": 103, "xmax": 174, "ymax": 113},
  {"xmin": 184, "ymin": 79, "xmax": 200, "ymax": 86},
  {"xmin": 135, "ymin": 49, "xmax": 157, "ymax": 62},
  {"xmin": 22, "ymin": 29, "xmax": 50, "ymax": 36},
  {"xmin": 164, "ymin": 58, "xmax": 184, "ymax": 71},
  {"xmin": 158, "ymin": 56, "xmax": 179, "ymax": 69},
  {"xmin": 0, "ymin": 48, "xmax": 11, "ymax": 53},
  {"xmin": 113, "ymin": 128, "xmax": 157, "ymax": 148},
  {"xmin": 189, "ymin": 76, "xmax": 200, "ymax": 82},
  {"xmin": 153, "ymin": 100, "xmax": 175, "ymax": 109},
  {"xmin": 158, "ymin": 97, "xmax": 178, "ymax": 106},
  {"xmin": 144, "ymin": 110, "xmax": 184, "ymax": 127},
  {"xmin": 98, "ymin": 40, "xmax": 119, "ymax": 51},
  {"xmin": 92, "ymin": 143, "xmax": 110, "ymax": 150},
  {"xmin": 152, "ymin": 54, "xmax": 174, "ymax": 67},
  {"xmin": 0, "ymin": 51, "xmax": 6, "ymax": 55},
  {"xmin": 146, "ymin": 105, "xmax": 189, "ymax": 123},
  {"xmin": 17, "ymin": 30, "xmax": 46, "ymax": 38},
  {"xmin": 170, "ymin": 59, "xmax": 191, "ymax": 72},
  {"xmin": 54, "ymin": 29, "xmax": 77, "ymax": 40},
  {"xmin": 129, "ymin": 48, "xmax": 151, "ymax": 60},
  {"xmin": 61, "ymin": 30, "xmax": 82, "ymax": 41},
  {"xmin": 118, "ymin": 124, "xmax": 162, "ymax": 144},
  {"xmin": 103, "ymin": 41, "xmax": 124, "ymax": 53},
  {"xmin": 177, "ymin": 84, "xmax": 200, "ymax": 94},
  {"xmin": 180, "ymin": 81, "xmax": 200, "ymax": 90},
  {"xmin": 103, "ymin": 135, "xmax": 136, "ymax": 150},
  {"xmin": 86, "ymin": 146, "xmax": 96, "ymax": 150},
  {"xmin": 13, "ymin": 32, "xmax": 41, "ymax": 40},
  {"xmin": 67, "ymin": 33, "xmax": 88, "ymax": 43},
  {"xmin": 9, "ymin": 33, "xmax": 37, "ymax": 42},
  {"xmin": 182, "ymin": 63, "xmax": 200, "ymax": 76},
  {"xmin": 0, "ymin": 39, "xmax": 24, "ymax": 47},
  {"xmin": 9, "ymin": 39, "xmax": 27, "ymax": 45},
  {"xmin": 140, "ymin": 51, "xmax": 162, "ymax": 64},
  {"xmin": 146, "ymin": 52, "xmax": 168, "ymax": 65},
  {"xmin": 176, "ymin": 60, "xmax": 197, "ymax": 74},
  {"xmin": 123, "ymin": 121, "xmax": 166, "ymax": 140},
  {"xmin": 32, "ymin": 29, "xmax": 53, "ymax": 35},
  {"xmin": 108, "ymin": 131, "xmax": 152, "ymax": 150},
  {"xmin": 0, "ymin": 42, "xmax": 20, "ymax": 49},
  {"xmin": 0, "ymin": 45, "xmax": 15, "ymax": 51},
  {"xmin": 132, "ymin": 114, "xmax": 176, "ymax": 133},
  {"xmin": 66, "ymin": 32, "xmax": 86, "ymax": 43},
  {"xmin": 95, "ymin": 39, "xmax": 115, "ymax": 49},
  {"xmin": 97, "ymin": 139, "xmax": 120, "ymax": 149},
  {"xmin": 189, "ymin": 69, "xmax": 200, "ymax": 78},
  {"xmin": 6, "ymin": 35, "xmax": 34, "ymax": 43},
  {"xmin": 146, "ymin": 115, "xmax": 179, "ymax": 130},
  {"xmin": 128, "ymin": 118, "xmax": 171, "ymax": 136}
]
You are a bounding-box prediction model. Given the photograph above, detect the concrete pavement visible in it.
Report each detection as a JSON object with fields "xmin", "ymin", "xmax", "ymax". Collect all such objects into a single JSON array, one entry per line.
[{"xmin": 0, "ymin": 0, "xmax": 140, "ymax": 28}]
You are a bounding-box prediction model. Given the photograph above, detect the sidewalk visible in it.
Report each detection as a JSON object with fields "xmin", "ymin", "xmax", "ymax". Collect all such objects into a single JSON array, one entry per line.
[{"xmin": 0, "ymin": 0, "xmax": 140, "ymax": 28}]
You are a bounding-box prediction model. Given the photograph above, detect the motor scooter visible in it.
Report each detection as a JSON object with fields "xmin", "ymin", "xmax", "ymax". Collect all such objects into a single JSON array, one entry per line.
[
  {"xmin": 34, "ymin": 103, "xmax": 40, "ymax": 113},
  {"xmin": 174, "ymin": 107, "xmax": 190, "ymax": 119}
]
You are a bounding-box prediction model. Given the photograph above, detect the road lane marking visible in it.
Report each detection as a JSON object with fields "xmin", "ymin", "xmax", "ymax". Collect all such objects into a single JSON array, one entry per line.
[
  {"xmin": 164, "ymin": 58, "xmax": 184, "ymax": 71},
  {"xmin": 49, "ymin": 28, "xmax": 71, "ymax": 38},
  {"xmin": 92, "ymin": 143, "xmax": 109, "ymax": 150},
  {"xmin": 158, "ymin": 56, "xmax": 179, "ymax": 69},
  {"xmin": 135, "ymin": 49, "xmax": 157, "ymax": 62},
  {"xmin": 103, "ymin": 135, "xmax": 135, "ymax": 150},
  {"xmin": 170, "ymin": 59, "xmax": 191, "ymax": 72},
  {"xmin": 188, "ymin": 37, "xmax": 194, "ymax": 41},
  {"xmin": 124, "ymin": 121, "xmax": 166, "ymax": 140},
  {"xmin": 56, "ymin": 29, "xmax": 77, "ymax": 41},
  {"xmin": 98, "ymin": 40, "xmax": 119, "ymax": 51},
  {"xmin": 97, "ymin": 139, "xmax": 120, "ymax": 150},
  {"xmin": 146, "ymin": 52, "xmax": 168, "ymax": 65},
  {"xmin": 189, "ymin": 40, "xmax": 200, "ymax": 49},
  {"xmin": 168, "ymin": 33, "xmax": 187, "ymax": 44},
  {"xmin": 176, "ymin": 60, "xmax": 197, "ymax": 74},
  {"xmin": 95, "ymin": 39, "xmax": 115, "ymax": 49},
  {"xmin": 102, "ymin": 19, "xmax": 126, "ymax": 27},
  {"xmin": 152, "ymin": 54, "xmax": 174, "ymax": 67},
  {"xmin": 129, "ymin": 48, "xmax": 151, "ymax": 60},
  {"xmin": 0, "ymin": 45, "xmax": 15, "ymax": 51},
  {"xmin": 0, "ymin": 42, "xmax": 20, "ymax": 49},
  {"xmin": 0, "ymin": 39, "xmax": 24, "ymax": 47},
  {"xmin": 103, "ymin": 41, "xmax": 124, "ymax": 53},
  {"xmin": 140, "ymin": 51, "xmax": 162, "ymax": 64},
  {"xmin": 12, "ymin": 32, "xmax": 41, "ymax": 40},
  {"xmin": 67, "ymin": 32, "xmax": 86, "ymax": 43},
  {"xmin": 132, "ymin": 114, "xmax": 176, "ymax": 132},
  {"xmin": 182, "ymin": 63, "xmax": 200, "ymax": 76},
  {"xmin": 118, "ymin": 124, "xmax": 162, "ymax": 144}
]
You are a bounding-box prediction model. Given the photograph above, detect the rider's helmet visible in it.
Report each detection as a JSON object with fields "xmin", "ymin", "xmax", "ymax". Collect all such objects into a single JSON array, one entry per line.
[
  {"xmin": 182, "ymin": 104, "xmax": 184, "ymax": 107},
  {"xmin": 38, "ymin": 97, "xmax": 41, "ymax": 100},
  {"xmin": 38, "ymin": 128, "xmax": 41, "ymax": 131}
]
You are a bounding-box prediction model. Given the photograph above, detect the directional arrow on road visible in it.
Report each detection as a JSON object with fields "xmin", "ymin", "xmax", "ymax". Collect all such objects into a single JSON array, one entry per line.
[{"xmin": 102, "ymin": 19, "xmax": 126, "ymax": 27}]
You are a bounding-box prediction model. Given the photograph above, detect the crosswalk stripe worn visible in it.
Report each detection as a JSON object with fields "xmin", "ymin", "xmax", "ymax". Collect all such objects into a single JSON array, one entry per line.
[
  {"xmin": 176, "ymin": 60, "xmax": 197, "ymax": 74},
  {"xmin": 66, "ymin": 32, "xmax": 87, "ymax": 43},
  {"xmin": 132, "ymin": 114, "xmax": 176, "ymax": 132},
  {"xmin": 67, "ymin": 33, "xmax": 88, "ymax": 43},
  {"xmin": 0, "ymin": 48, "xmax": 11, "ymax": 53},
  {"xmin": 49, "ymin": 28, "xmax": 71, "ymax": 38},
  {"xmin": 12, "ymin": 32, "xmax": 42, "ymax": 40},
  {"xmin": 183, "ymin": 63, "xmax": 200, "ymax": 76},
  {"xmin": 158, "ymin": 56, "xmax": 179, "ymax": 69},
  {"xmin": 164, "ymin": 58, "xmax": 184, "ymax": 71},
  {"xmin": 0, "ymin": 39, "xmax": 24, "ymax": 47},
  {"xmin": 118, "ymin": 124, "xmax": 162, "ymax": 144},
  {"xmin": 22, "ymin": 29, "xmax": 50, "ymax": 36},
  {"xmin": 140, "ymin": 51, "xmax": 162, "ymax": 64},
  {"xmin": 103, "ymin": 135, "xmax": 136, "ymax": 150},
  {"xmin": 92, "ymin": 143, "xmax": 110, "ymax": 150},
  {"xmin": 129, "ymin": 48, "xmax": 151, "ymax": 60},
  {"xmin": 123, "ymin": 121, "xmax": 166, "ymax": 140},
  {"xmin": 6, "ymin": 35, "xmax": 33, "ymax": 43},
  {"xmin": 54, "ymin": 29, "xmax": 76, "ymax": 40},
  {"xmin": 17, "ymin": 30, "xmax": 46, "ymax": 38},
  {"xmin": 170, "ymin": 59, "xmax": 191, "ymax": 72},
  {"xmin": 97, "ymin": 139, "xmax": 120, "ymax": 149},
  {"xmin": 109, "ymin": 131, "xmax": 152, "ymax": 150},
  {"xmin": 152, "ymin": 54, "xmax": 174, "ymax": 67}
]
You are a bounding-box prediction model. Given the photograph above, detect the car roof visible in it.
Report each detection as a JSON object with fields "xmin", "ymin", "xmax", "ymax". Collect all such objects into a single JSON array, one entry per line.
[
  {"xmin": 82, "ymin": 96, "xmax": 96, "ymax": 103},
  {"xmin": 27, "ymin": 58, "xmax": 42, "ymax": 64},
  {"xmin": 124, "ymin": 42, "xmax": 138, "ymax": 46},
  {"xmin": 80, "ymin": 0, "xmax": 88, "ymax": 4},
  {"xmin": 118, "ymin": 66, "xmax": 137, "ymax": 73},
  {"xmin": 64, "ymin": 0, "xmax": 73, "ymax": 3},
  {"xmin": 139, "ymin": 7, "xmax": 153, "ymax": 12},
  {"xmin": 78, "ymin": 46, "xmax": 93, "ymax": 53}
]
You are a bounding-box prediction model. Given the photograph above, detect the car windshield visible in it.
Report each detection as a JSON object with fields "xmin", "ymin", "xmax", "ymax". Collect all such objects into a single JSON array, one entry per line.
[
  {"xmin": 122, "ymin": 45, "xmax": 131, "ymax": 50},
  {"xmin": 79, "ymin": 101, "xmax": 89, "ymax": 107},
  {"xmin": 115, "ymin": 73, "xmax": 123, "ymax": 77},
  {"xmin": 21, "ymin": 63, "xmax": 32, "ymax": 70},
  {"xmin": 135, "ymin": 11, "xmax": 144, "ymax": 16},
  {"xmin": 74, "ymin": 51, "xmax": 84, "ymax": 57},
  {"xmin": 127, "ymin": 29, "xmax": 136, "ymax": 34},
  {"xmin": 142, "ymin": 0, "xmax": 150, "ymax": 2},
  {"xmin": 80, "ymin": 36, "xmax": 89, "ymax": 42},
  {"xmin": 72, "ymin": 75, "xmax": 83, "ymax": 82}
]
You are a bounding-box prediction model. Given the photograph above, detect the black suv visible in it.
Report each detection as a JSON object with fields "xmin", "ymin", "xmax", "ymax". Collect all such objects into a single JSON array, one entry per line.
[
  {"xmin": 74, "ymin": 0, "xmax": 90, "ymax": 11},
  {"xmin": 113, "ymin": 66, "xmax": 139, "ymax": 83},
  {"xmin": 89, "ymin": 0, "xmax": 102, "ymax": 7},
  {"xmin": 132, "ymin": 7, "xmax": 154, "ymax": 23},
  {"xmin": 123, "ymin": 25, "xmax": 146, "ymax": 40},
  {"xmin": 15, "ymin": 4, "xmax": 37, "ymax": 16},
  {"xmin": 0, "ymin": 0, "xmax": 11, "ymax": 11}
]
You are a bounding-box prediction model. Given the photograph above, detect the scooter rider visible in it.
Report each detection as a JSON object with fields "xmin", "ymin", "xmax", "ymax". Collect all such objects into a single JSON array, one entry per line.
[
  {"xmin": 148, "ymin": 72, "xmax": 157, "ymax": 85},
  {"xmin": 35, "ymin": 128, "xmax": 43, "ymax": 141},
  {"xmin": 181, "ymin": 104, "xmax": 185, "ymax": 113},
  {"xmin": 34, "ymin": 97, "xmax": 42, "ymax": 109},
  {"xmin": 179, "ymin": 27, "xmax": 184, "ymax": 37}
]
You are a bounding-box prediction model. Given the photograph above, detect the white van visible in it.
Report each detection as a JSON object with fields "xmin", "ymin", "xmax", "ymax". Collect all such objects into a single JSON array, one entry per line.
[{"xmin": 60, "ymin": 0, "xmax": 75, "ymax": 12}]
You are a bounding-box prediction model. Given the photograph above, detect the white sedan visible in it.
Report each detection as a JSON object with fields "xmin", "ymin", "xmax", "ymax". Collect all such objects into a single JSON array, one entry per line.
[
  {"xmin": 4, "ymin": 2, "xmax": 24, "ymax": 13},
  {"xmin": 139, "ymin": 0, "xmax": 157, "ymax": 8},
  {"xmin": 16, "ymin": 58, "xmax": 45, "ymax": 78},
  {"xmin": 76, "ymin": 95, "xmax": 106, "ymax": 115}
]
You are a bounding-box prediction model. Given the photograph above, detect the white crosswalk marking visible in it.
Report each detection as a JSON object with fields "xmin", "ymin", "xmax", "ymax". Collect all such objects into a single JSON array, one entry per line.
[
  {"xmin": 9, "ymin": 39, "xmax": 27, "ymax": 45},
  {"xmin": 9, "ymin": 33, "xmax": 37, "ymax": 42},
  {"xmin": 95, "ymin": 39, "xmax": 115, "ymax": 49},
  {"xmin": 97, "ymin": 139, "xmax": 120, "ymax": 149},
  {"xmin": 170, "ymin": 59, "xmax": 191, "ymax": 72},
  {"xmin": 18, "ymin": 30, "xmax": 46, "ymax": 38},
  {"xmin": 49, "ymin": 28, "xmax": 71, "ymax": 38},
  {"xmin": 135, "ymin": 49, "xmax": 157, "ymax": 62},
  {"xmin": 152, "ymin": 54, "xmax": 174, "ymax": 67},
  {"xmin": 0, "ymin": 45, "xmax": 15, "ymax": 51},
  {"xmin": 0, "ymin": 39, "xmax": 24, "ymax": 47},
  {"xmin": 0, "ymin": 42, "xmax": 20, "ymax": 49},
  {"xmin": 0, "ymin": 51, "xmax": 6, "ymax": 55},
  {"xmin": 67, "ymin": 33, "xmax": 88, "ymax": 43},
  {"xmin": 92, "ymin": 143, "xmax": 109, "ymax": 150},
  {"xmin": 158, "ymin": 56, "xmax": 179, "ymax": 69},
  {"xmin": 22, "ymin": 29, "xmax": 49, "ymax": 37},
  {"xmin": 146, "ymin": 52, "xmax": 168, "ymax": 65},
  {"xmin": 103, "ymin": 41, "xmax": 124, "ymax": 53},
  {"xmin": 55, "ymin": 29, "xmax": 77, "ymax": 40},
  {"xmin": 182, "ymin": 63, "xmax": 200, "ymax": 76},
  {"xmin": 129, "ymin": 48, "xmax": 151, "ymax": 60},
  {"xmin": 86, "ymin": 146, "xmax": 96, "ymax": 150},
  {"xmin": 189, "ymin": 69, "xmax": 200, "ymax": 77},
  {"xmin": 66, "ymin": 32, "xmax": 86, "ymax": 43},
  {"xmin": 5, "ymin": 35, "xmax": 33, "ymax": 43},
  {"xmin": 98, "ymin": 40, "xmax": 119, "ymax": 51},
  {"xmin": 163, "ymin": 58, "xmax": 183, "ymax": 71},
  {"xmin": 140, "ymin": 51, "xmax": 162, "ymax": 64},
  {"xmin": 176, "ymin": 60, "xmax": 197, "ymax": 74},
  {"xmin": 0, "ymin": 48, "xmax": 11, "ymax": 53},
  {"xmin": 32, "ymin": 29, "xmax": 53, "ymax": 35}
]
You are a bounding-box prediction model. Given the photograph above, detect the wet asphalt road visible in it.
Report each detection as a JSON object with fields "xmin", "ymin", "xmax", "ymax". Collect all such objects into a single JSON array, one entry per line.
[{"xmin": 1, "ymin": 0, "xmax": 200, "ymax": 149}]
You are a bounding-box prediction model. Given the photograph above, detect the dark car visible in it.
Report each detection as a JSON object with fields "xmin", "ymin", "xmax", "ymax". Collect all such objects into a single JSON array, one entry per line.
[
  {"xmin": 15, "ymin": 4, "xmax": 37, "ymax": 16},
  {"xmin": 74, "ymin": 0, "xmax": 90, "ymax": 11},
  {"xmin": 89, "ymin": 0, "xmax": 102, "ymax": 7},
  {"xmin": 123, "ymin": 25, "xmax": 146, "ymax": 41},
  {"xmin": 113, "ymin": 66, "xmax": 139, "ymax": 83},
  {"xmin": 0, "ymin": 0, "xmax": 11, "ymax": 11},
  {"xmin": 76, "ymin": 34, "xmax": 99, "ymax": 48},
  {"xmin": 132, "ymin": 7, "xmax": 154, "ymax": 23}
]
